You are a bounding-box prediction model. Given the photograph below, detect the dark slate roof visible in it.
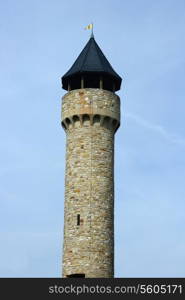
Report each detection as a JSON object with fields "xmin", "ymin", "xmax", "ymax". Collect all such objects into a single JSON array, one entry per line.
[{"xmin": 62, "ymin": 36, "xmax": 122, "ymax": 91}]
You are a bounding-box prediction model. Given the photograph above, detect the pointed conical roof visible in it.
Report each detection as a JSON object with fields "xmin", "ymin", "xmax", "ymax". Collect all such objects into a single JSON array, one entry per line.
[{"xmin": 62, "ymin": 36, "xmax": 122, "ymax": 91}]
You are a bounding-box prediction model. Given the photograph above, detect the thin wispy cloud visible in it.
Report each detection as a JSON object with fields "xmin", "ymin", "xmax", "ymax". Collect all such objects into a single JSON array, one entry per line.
[{"xmin": 125, "ymin": 112, "xmax": 185, "ymax": 146}]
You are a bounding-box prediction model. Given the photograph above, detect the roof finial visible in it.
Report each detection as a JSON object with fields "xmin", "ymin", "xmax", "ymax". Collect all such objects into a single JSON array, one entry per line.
[
  {"xmin": 85, "ymin": 22, "xmax": 94, "ymax": 38},
  {"xmin": 91, "ymin": 22, "xmax": 94, "ymax": 38}
]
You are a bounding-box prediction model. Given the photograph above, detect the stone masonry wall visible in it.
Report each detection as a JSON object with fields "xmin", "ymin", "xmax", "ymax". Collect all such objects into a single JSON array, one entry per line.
[{"xmin": 61, "ymin": 88, "xmax": 120, "ymax": 278}]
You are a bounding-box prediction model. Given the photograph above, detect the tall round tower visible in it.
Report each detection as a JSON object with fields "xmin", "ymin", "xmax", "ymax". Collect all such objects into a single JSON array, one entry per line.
[{"xmin": 61, "ymin": 35, "xmax": 122, "ymax": 278}]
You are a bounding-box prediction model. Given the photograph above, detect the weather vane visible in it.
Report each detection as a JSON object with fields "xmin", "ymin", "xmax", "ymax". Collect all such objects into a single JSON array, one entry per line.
[{"xmin": 84, "ymin": 22, "xmax": 94, "ymax": 38}]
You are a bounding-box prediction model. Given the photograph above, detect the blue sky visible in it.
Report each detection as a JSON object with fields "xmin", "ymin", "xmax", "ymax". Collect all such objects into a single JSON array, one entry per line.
[{"xmin": 0, "ymin": 0, "xmax": 185, "ymax": 277}]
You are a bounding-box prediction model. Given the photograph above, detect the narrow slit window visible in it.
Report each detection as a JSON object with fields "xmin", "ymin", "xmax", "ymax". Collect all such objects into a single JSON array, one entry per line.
[{"xmin": 77, "ymin": 214, "xmax": 80, "ymax": 226}]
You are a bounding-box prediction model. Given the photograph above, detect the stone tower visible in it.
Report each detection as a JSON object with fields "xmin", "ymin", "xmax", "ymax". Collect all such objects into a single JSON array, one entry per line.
[{"xmin": 61, "ymin": 35, "xmax": 122, "ymax": 278}]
